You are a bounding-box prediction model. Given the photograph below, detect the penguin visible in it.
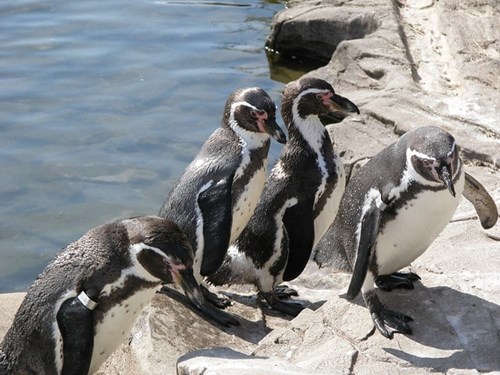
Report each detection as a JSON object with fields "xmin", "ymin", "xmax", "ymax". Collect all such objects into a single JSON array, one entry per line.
[
  {"xmin": 313, "ymin": 126, "xmax": 498, "ymax": 338},
  {"xmin": 0, "ymin": 216, "xmax": 209, "ymax": 374},
  {"xmin": 207, "ymin": 77, "xmax": 360, "ymax": 315},
  {"xmin": 158, "ymin": 87, "xmax": 286, "ymax": 307}
]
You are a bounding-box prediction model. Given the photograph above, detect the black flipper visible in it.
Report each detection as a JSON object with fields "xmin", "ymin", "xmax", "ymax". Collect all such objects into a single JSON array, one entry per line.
[
  {"xmin": 56, "ymin": 293, "xmax": 96, "ymax": 375},
  {"xmin": 346, "ymin": 199, "xmax": 383, "ymax": 300},
  {"xmin": 197, "ymin": 174, "xmax": 235, "ymax": 276},
  {"xmin": 463, "ymin": 172, "xmax": 498, "ymax": 229},
  {"xmin": 282, "ymin": 199, "xmax": 315, "ymax": 282}
]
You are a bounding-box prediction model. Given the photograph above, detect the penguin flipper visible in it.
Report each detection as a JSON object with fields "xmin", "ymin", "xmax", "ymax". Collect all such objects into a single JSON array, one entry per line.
[
  {"xmin": 347, "ymin": 199, "xmax": 382, "ymax": 300},
  {"xmin": 56, "ymin": 295, "xmax": 95, "ymax": 375},
  {"xmin": 282, "ymin": 199, "xmax": 315, "ymax": 282},
  {"xmin": 197, "ymin": 175, "xmax": 234, "ymax": 276},
  {"xmin": 463, "ymin": 172, "xmax": 498, "ymax": 229}
]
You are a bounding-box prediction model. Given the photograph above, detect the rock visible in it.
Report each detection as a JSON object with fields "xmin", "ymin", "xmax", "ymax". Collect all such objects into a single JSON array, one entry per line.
[
  {"xmin": 1, "ymin": 1, "xmax": 499, "ymax": 374},
  {"xmin": 0, "ymin": 293, "xmax": 24, "ymax": 343},
  {"xmin": 177, "ymin": 347, "xmax": 337, "ymax": 375},
  {"xmin": 256, "ymin": 188, "xmax": 500, "ymax": 373},
  {"xmin": 95, "ymin": 285, "xmax": 294, "ymax": 375},
  {"xmin": 268, "ymin": 0, "xmax": 500, "ymax": 164}
]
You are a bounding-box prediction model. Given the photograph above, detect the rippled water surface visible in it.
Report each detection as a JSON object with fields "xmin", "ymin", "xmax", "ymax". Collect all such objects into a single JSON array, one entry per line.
[{"xmin": 0, "ymin": 0, "xmax": 287, "ymax": 292}]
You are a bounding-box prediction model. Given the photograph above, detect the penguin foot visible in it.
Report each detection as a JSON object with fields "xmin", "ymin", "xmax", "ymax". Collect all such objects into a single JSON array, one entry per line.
[
  {"xmin": 376, "ymin": 272, "xmax": 421, "ymax": 292},
  {"xmin": 274, "ymin": 284, "xmax": 299, "ymax": 299},
  {"xmin": 371, "ymin": 307, "xmax": 413, "ymax": 339},
  {"xmin": 260, "ymin": 291, "xmax": 304, "ymax": 317},
  {"xmin": 364, "ymin": 290, "xmax": 413, "ymax": 339},
  {"xmin": 159, "ymin": 285, "xmax": 240, "ymax": 327},
  {"xmin": 201, "ymin": 285, "xmax": 232, "ymax": 309}
]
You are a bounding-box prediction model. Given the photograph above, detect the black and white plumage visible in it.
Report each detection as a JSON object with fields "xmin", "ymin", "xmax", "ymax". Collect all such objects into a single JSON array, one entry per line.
[
  {"xmin": 0, "ymin": 216, "xmax": 203, "ymax": 375},
  {"xmin": 158, "ymin": 87, "xmax": 286, "ymax": 305},
  {"xmin": 314, "ymin": 126, "xmax": 498, "ymax": 338},
  {"xmin": 208, "ymin": 77, "xmax": 360, "ymax": 315}
]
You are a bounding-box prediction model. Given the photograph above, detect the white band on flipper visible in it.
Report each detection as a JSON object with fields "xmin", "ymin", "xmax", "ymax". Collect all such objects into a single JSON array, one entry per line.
[
  {"xmin": 77, "ymin": 291, "xmax": 98, "ymax": 310},
  {"xmin": 375, "ymin": 194, "xmax": 388, "ymax": 211}
]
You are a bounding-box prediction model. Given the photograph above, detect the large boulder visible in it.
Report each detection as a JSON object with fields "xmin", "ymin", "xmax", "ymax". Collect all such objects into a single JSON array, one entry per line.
[{"xmin": 1, "ymin": 1, "xmax": 498, "ymax": 374}]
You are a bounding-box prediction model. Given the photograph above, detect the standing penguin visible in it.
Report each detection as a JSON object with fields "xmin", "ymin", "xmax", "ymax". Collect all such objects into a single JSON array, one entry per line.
[
  {"xmin": 0, "ymin": 216, "xmax": 207, "ymax": 374},
  {"xmin": 208, "ymin": 77, "xmax": 359, "ymax": 315},
  {"xmin": 158, "ymin": 87, "xmax": 286, "ymax": 307},
  {"xmin": 314, "ymin": 126, "xmax": 498, "ymax": 338}
]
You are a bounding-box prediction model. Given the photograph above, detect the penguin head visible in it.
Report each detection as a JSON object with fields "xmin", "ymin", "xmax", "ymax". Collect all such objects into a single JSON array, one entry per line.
[
  {"xmin": 126, "ymin": 216, "xmax": 203, "ymax": 304},
  {"xmin": 223, "ymin": 87, "xmax": 286, "ymax": 144},
  {"xmin": 281, "ymin": 77, "xmax": 359, "ymax": 127},
  {"xmin": 406, "ymin": 126, "xmax": 460, "ymax": 196}
]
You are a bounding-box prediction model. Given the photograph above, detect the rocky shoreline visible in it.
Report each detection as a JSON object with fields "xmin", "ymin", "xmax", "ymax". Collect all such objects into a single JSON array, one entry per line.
[{"xmin": 1, "ymin": 0, "xmax": 499, "ymax": 373}]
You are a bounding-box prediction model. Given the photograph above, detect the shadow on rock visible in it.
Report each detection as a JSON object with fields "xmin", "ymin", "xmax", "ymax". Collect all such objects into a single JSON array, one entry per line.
[
  {"xmin": 157, "ymin": 287, "xmax": 272, "ymax": 345},
  {"xmin": 346, "ymin": 284, "xmax": 500, "ymax": 372},
  {"xmin": 222, "ymin": 289, "xmax": 327, "ymax": 319}
]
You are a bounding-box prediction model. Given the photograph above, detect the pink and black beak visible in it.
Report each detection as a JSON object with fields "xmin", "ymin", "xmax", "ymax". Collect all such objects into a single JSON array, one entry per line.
[
  {"xmin": 253, "ymin": 109, "xmax": 287, "ymax": 144},
  {"xmin": 169, "ymin": 262, "xmax": 204, "ymax": 307},
  {"xmin": 438, "ymin": 163, "xmax": 456, "ymax": 197},
  {"xmin": 320, "ymin": 93, "xmax": 360, "ymax": 125}
]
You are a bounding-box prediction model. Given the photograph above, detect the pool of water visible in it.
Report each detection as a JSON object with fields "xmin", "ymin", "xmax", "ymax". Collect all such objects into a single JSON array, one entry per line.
[{"xmin": 0, "ymin": 0, "xmax": 298, "ymax": 292}]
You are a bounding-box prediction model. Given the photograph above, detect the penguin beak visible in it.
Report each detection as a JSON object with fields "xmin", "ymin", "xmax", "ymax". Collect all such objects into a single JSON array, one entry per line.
[
  {"xmin": 439, "ymin": 164, "xmax": 456, "ymax": 197},
  {"xmin": 266, "ymin": 117, "xmax": 287, "ymax": 144},
  {"xmin": 172, "ymin": 267, "xmax": 204, "ymax": 307},
  {"xmin": 320, "ymin": 94, "xmax": 360, "ymax": 125}
]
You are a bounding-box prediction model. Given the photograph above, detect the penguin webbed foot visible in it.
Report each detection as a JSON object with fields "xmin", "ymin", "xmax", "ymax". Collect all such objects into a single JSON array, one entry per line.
[
  {"xmin": 201, "ymin": 285, "xmax": 232, "ymax": 309},
  {"xmin": 364, "ymin": 291, "xmax": 413, "ymax": 339},
  {"xmin": 260, "ymin": 291, "xmax": 304, "ymax": 317},
  {"xmin": 372, "ymin": 307, "xmax": 413, "ymax": 339},
  {"xmin": 376, "ymin": 271, "xmax": 421, "ymax": 292},
  {"xmin": 274, "ymin": 284, "xmax": 299, "ymax": 299},
  {"xmin": 160, "ymin": 285, "xmax": 240, "ymax": 327}
]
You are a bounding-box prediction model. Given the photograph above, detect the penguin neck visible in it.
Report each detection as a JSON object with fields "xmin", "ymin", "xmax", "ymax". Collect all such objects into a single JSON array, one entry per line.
[
  {"xmin": 225, "ymin": 119, "xmax": 269, "ymax": 151},
  {"xmin": 287, "ymin": 115, "xmax": 331, "ymax": 157}
]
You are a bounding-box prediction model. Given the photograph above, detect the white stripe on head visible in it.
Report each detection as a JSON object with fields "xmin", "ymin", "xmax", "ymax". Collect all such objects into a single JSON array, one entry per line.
[
  {"xmin": 291, "ymin": 88, "xmax": 328, "ymax": 153},
  {"xmin": 229, "ymin": 100, "xmax": 269, "ymax": 149},
  {"xmin": 448, "ymin": 141, "xmax": 456, "ymax": 158},
  {"xmin": 406, "ymin": 148, "xmax": 443, "ymax": 187},
  {"xmin": 291, "ymin": 88, "xmax": 329, "ymax": 119},
  {"xmin": 99, "ymin": 243, "xmax": 170, "ymax": 300}
]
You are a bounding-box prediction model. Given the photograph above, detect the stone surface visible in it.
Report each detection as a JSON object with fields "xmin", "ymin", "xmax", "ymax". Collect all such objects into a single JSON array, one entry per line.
[
  {"xmin": 177, "ymin": 347, "xmax": 337, "ymax": 375},
  {"xmin": 1, "ymin": 0, "xmax": 499, "ymax": 374}
]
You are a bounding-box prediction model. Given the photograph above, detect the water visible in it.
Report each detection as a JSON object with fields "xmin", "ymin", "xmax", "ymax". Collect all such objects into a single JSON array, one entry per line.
[{"xmin": 0, "ymin": 0, "xmax": 294, "ymax": 292}]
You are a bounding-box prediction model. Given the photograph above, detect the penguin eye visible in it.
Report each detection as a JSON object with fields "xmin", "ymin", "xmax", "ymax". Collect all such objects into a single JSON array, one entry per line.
[
  {"xmin": 250, "ymin": 110, "xmax": 258, "ymax": 118},
  {"xmin": 316, "ymin": 94, "xmax": 323, "ymax": 100},
  {"xmin": 422, "ymin": 159, "xmax": 433, "ymax": 169}
]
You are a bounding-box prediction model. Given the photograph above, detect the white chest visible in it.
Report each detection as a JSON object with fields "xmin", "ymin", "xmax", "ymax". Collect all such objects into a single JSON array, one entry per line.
[
  {"xmin": 88, "ymin": 287, "xmax": 157, "ymax": 373},
  {"xmin": 231, "ymin": 163, "xmax": 267, "ymax": 243},
  {"xmin": 375, "ymin": 173, "xmax": 465, "ymax": 275},
  {"xmin": 313, "ymin": 155, "xmax": 345, "ymax": 246}
]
